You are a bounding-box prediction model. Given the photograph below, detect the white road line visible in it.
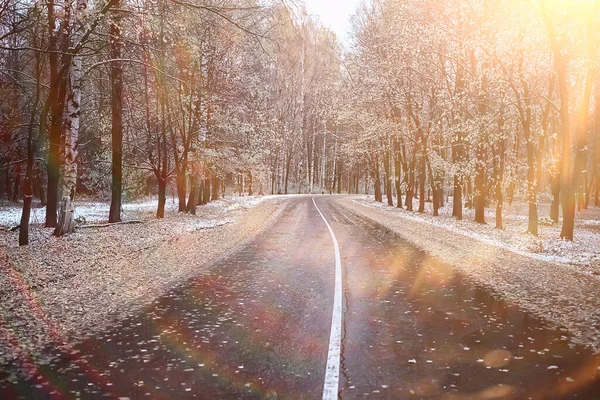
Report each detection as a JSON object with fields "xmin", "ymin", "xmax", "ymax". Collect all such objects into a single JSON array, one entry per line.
[{"xmin": 313, "ymin": 197, "xmax": 343, "ymax": 400}]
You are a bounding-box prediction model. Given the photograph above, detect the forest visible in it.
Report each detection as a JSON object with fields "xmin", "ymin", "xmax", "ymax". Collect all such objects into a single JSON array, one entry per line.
[{"xmin": 1, "ymin": 0, "xmax": 599, "ymax": 244}]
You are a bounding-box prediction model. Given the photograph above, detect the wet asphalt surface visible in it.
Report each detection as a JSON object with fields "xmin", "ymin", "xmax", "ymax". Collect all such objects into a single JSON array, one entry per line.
[{"xmin": 2, "ymin": 196, "xmax": 600, "ymax": 399}]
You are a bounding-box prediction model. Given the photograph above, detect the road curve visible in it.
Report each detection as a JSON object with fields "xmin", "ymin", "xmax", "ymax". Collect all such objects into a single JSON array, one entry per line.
[{"xmin": 2, "ymin": 195, "xmax": 600, "ymax": 399}]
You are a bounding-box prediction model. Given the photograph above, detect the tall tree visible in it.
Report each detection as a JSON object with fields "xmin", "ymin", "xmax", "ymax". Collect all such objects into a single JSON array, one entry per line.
[
  {"xmin": 55, "ymin": 0, "xmax": 87, "ymax": 236},
  {"xmin": 108, "ymin": 0, "xmax": 123, "ymax": 223}
]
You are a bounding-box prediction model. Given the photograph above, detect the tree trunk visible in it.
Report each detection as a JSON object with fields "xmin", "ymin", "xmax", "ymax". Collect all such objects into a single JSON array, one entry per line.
[
  {"xmin": 526, "ymin": 130, "xmax": 539, "ymax": 235},
  {"xmin": 197, "ymin": 179, "xmax": 204, "ymax": 206},
  {"xmin": 19, "ymin": 47, "xmax": 41, "ymax": 245},
  {"xmin": 203, "ymin": 178, "xmax": 211, "ymax": 204},
  {"xmin": 248, "ymin": 172, "xmax": 253, "ymax": 196},
  {"xmin": 186, "ymin": 171, "xmax": 199, "ymax": 214},
  {"xmin": 453, "ymin": 175, "xmax": 463, "ymax": 220},
  {"xmin": 176, "ymin": 170, "xmax": 187, "ymax": 212},
  {"xmin": 427, "ymin": 158, "xmax": 438, "ymax": 217},
  {"xmin": 20, "ymin": 120, "xmax": 38, "ymax": 246},
  {"xmin": 211, "ymin": 176, "xmax": 220, "ymax": 201},
  {"xmin": 595, "ymin": 166, "xmax": 600, "ymax": 207},
  {"xmin": 418, "ymin": 139, "xmax": 426, "ymax": 213},
  {"xmin": 157, "ymin": 177, "xmax": 166, "ymax": 218},
  {"xmin": 337, "ymin": 164, "xmax": 342, "ymax": 195},
  {"xmin": 331, "ymin": 161, "xmax": 337, "ymax": 194},
  {"xmin": 465, "ymin": 178, "xmax": 473, "ymax": 209},
  {"xmin": 56, "ymin": 1, "xmax": 85, "ymax": 237},
  {"xmin": 35, "ymin": 170, "xmax": 46, "ymax": 205},
  {"xmin": 496, "ymin": 190, "xmax": 503, "ymax": 230},
  {"xmin": 495, "ymin": 131, "xmax": 506, "ymax": 230},
  {"xmin": 156, "ymin": 1, "xmax": 169, "ymax": 220},
  {"xmin": 550, "ymin": 174, "xmax": 560, "ymax": 222},
  {"xmin": 580, "ymin": 173, "xmax": 587, "ymax": 210},
  {"xmin": 384, "ymin": 151, "xmax": 393, "ymax": 206},
  {"xmin": 452, "ymin": 133, "xmax": 464, "ymax": 220},
  {"xmin": 312, "ymin": 138, "xmax": 319, "ymax": 191},
  {"xmin": 45, "ymin": 0, "xmax": 70, "ymax": 228},
  {"xmin": 284, "ymin": 148, "xmax": 292, "ymax": 195},
  {"xmin": 394, "ymin": 142, "xmax": 403, "ymax": 209},
  {"xmin": 594, "ymin": 76, "xmax": 600, "ymax": 208},
  {"xmin": 46, "ymin": 88, "xmax": 62, "ymax": 227},
  {"xmin": 271, "ymin": 154, "xmax": 278, "ymax": 195},
  {"xmin": 109, "ymin": 1, "xmax": 123, "ymax": 223},
  {"xmin": 562, "ymin": 23, "xmax": 596, "ymax": 238},
  {"xmin": 542, "ymin": 4, "xmax": 575, "ymax": 239},
  {"xmin": 474, "ymin": 140, "xmax": 486, "ymax": 224},
  {"xmin": 373, "ymin": 155, "xmax": 382, "ymax": 203},
  {"xmin": 561, "ymin": 190, "xmax": 575, "ymax": 240},
  {"xmin": 405, "ymin": 156, "xmax": 415, "ymax": 211},
  {"xmin": 586, "ymin": 172, "xmax": 594, "ymax": 209},
  {"xmin": 19, "ymin": 177, "xmax": 33, "ymax": 246}
]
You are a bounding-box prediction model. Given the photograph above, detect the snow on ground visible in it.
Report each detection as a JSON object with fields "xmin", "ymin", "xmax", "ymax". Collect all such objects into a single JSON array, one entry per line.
[
  {"xmin": 0, "ymin": 196, "xmax": 282, "ymax": 244},
  {"xmin": 0, "ymin": 195, "xmax": 273, "ymax": 228},
  {"xmin": 339, "ymin": 195, "xmax": 600, "ymax": 352},
  {"xmin": 0, "ymin": 195, "xmax": 290, "ymax": 377},
  {"xmin": 358, "ymin": 196, "xmax": 600, "ymax": 274}
]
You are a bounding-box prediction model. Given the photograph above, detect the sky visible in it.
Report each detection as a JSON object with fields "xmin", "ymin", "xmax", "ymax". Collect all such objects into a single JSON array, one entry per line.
[{"xmin": 304, "ymin": 0, "xmax": 363, "ymax": 45}]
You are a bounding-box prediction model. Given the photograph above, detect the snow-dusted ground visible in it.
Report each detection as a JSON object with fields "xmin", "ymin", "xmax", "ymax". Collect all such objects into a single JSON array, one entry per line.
[
  {"xmin": 0, "ymin": 195, "xmax": 290, "ymax": 375},
  {"xmin": 357, "ymin": 196, "xmax": 600, "ymax": 274},
  {"xmin": 339, "ymin": 195, "xmax": 600, "ymax": 352},
  {"xmin": 0, "ymin": 195, "xmax": 269, "ymax": 229}
]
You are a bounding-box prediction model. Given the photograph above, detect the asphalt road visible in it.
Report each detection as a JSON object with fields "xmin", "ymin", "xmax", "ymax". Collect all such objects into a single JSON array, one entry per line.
[{"xmin": 2, "ymin": 195, "xmax": 600, "ymax": 399}]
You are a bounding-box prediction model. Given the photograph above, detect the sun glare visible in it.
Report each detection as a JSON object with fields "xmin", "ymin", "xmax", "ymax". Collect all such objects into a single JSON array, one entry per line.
[{"xmin": 2, "ymin": 0, "xmax": 600, "ymax": 398}]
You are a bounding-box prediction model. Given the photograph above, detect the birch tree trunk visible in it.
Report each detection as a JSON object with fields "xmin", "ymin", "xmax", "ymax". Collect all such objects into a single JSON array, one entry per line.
[
  {"xmin": 45, "ymin": 0, "xmax": 69, "ymax": 228},
  {"xmin": 55, "ymin": 0, "xmax": 87, "ymax": 237}
]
